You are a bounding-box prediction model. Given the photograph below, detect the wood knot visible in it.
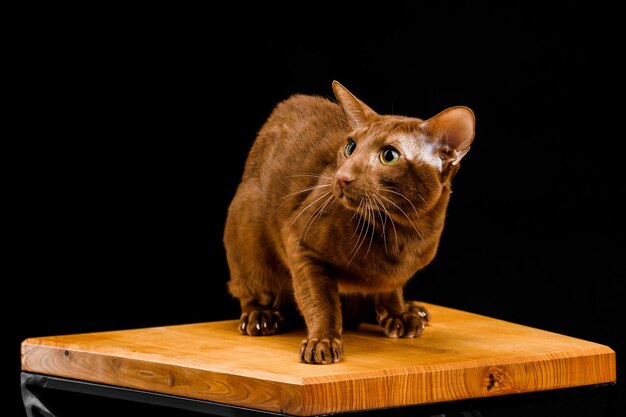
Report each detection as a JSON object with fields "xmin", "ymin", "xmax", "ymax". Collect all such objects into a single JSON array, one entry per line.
[
  {"xmin": 138, "ymin": 370, "xmax": 156, "ymax": 378},
  {"xmin": 483, "ymin": 367, "xmax": 514, "ymax": 394}
]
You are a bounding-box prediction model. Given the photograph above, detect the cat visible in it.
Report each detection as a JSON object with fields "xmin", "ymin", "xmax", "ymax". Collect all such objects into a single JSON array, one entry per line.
[{"xmin": 224, "ymin": 81, "xmax": 475, "ymax": 364}]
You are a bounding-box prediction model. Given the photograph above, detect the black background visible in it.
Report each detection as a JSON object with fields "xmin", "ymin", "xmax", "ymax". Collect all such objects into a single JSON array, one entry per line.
[{"xmin": 9, "ymin": 2, "xmax": 623, "ymax": 416}]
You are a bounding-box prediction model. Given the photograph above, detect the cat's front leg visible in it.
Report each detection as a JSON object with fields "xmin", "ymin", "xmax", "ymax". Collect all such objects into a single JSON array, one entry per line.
[
  {"xmin": 375, "ymin": 289, "xmax": 431, "ymax": 338},
  {"xmin": 238, "ymin": 301, "xmax": 283, "ymax": 336},
  {"xmin": 291, "ymin": 256, "xmax": 343, "ymax": 364}
]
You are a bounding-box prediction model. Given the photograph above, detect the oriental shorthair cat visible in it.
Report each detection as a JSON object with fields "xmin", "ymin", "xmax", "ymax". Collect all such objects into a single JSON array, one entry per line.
[{"xmin": 224, "ymin": 81, "xmax": 476, "ymax": 364}]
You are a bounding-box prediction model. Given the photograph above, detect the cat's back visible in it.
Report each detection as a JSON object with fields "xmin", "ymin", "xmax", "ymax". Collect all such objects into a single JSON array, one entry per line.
[
  {"xmin": 263, "ymin": 94, "xmax": 345, "ymax": 137},
  {"xmin": 243, "ymin": 94, "xmax": 347, "ymax": 180}
]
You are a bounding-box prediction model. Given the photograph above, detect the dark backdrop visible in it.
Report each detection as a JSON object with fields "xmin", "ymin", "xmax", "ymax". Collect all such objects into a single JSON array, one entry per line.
[{"xmin": 9, "ymin": 2, "xmax": 623, "ymax": 416}]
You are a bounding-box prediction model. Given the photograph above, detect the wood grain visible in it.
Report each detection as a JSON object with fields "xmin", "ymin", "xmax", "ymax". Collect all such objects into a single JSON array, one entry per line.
[{"xmin": 21, "ymin": 304, "xmax": 615, "ymax": 416}]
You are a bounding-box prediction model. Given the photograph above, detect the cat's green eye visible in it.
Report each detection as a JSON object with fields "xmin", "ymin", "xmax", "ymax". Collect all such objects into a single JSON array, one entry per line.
[
  {"xmin": 344, "ymin": 139, "xmax": 356, "ymax": 157},
  {"xmin": 379, "ymin": 147, "xmax": 400, "ymax": 165}
]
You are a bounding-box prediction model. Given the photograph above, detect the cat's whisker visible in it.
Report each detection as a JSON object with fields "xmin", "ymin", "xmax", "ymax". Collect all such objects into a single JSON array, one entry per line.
[
  {"xmin": 299, "ymin": 194, "xmax": 334, "ymax": 244},
  {"xmin": 274, "ymin": 183, "xmax": 332, "ymax": 214},
  {"xmin": 291, "ymin": 191, "xmax": 332, "ymax": 226},
  {"xmin": 353, "ymin": 200, "xmax": 369, "ymax": 251},
  {"xmin": 371, "ymin": 195, "xmax": 388, "ymax": 255},
  {"xmin": 348, "ymin": 198, "xmax": 369, "ymax": 264},
  {"xmin": 417, "ymin": 192, "xmax": 432, "ymax": 209},
  {"xmin": 379, "ymin": 185, "xmax": 401, "ymax": 192},
  {"xmin": 281, "ymin": 184, "xmax": 331, "ymax": 200},
  {"xmin": 287, "ymin": 173, "xmax": 334, "ymax": 181},
  {"xmin": 379, "ymin": 186, "xmax": 432, "ymax": 210},
  {"xmin": 350, "ymin": 198, "xmax": 365, "ymax": 239},
  {"xmin": 380, "ymin": 188, "xmax": 421, "ymax": 218},
  {"xmin": 300, "ymin": 196, "xmax": 329, "ymax": 241},
  {"xmin": 378, "ymin": 195, "xmax": 425, "ymax": 241},
  {"xmin": 363, "ymin": 196, "xmax": 376, "ymax": 260},
  {"xmin": 373, "ymin": 194, "xmax": 400, "ymax": 257}
]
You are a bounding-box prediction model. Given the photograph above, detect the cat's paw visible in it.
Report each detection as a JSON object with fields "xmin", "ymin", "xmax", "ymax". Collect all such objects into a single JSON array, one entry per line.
[
  {"xmin": 378, "ymin": 301, "xmax": 431, "ymax": 338},
  {"xmin": 239, "ymin": 309, "xmax": 282, "ymax": 336},
  {"xmin": 300, "ymin": 336, "xmax": 343, "ymax": 364}
]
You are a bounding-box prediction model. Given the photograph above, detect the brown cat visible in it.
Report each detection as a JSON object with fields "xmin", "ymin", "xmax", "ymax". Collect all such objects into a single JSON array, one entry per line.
[{"xmin": 224, "ymin": 81, "xmax": 475, "ymax": 364}]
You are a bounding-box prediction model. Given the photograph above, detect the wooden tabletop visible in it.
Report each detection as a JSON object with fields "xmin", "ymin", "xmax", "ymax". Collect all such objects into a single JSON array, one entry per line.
[{"xmin": 21, "ymin": 303, "xmax": 615, "ymax": 416}]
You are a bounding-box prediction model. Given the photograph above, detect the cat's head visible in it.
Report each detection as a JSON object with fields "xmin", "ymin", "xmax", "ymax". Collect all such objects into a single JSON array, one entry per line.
[{"xmin": 331, "ymin": 81, "xmax": 475, "ymax": 224}]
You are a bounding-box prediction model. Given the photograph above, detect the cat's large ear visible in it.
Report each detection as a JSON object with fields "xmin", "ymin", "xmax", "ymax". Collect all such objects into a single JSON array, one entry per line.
[
  {"xmin": 421, "ymin": 106, "xmax": 475, "ymax": 166},
  {"xmin": 332, "ymin": 81, "xmax": 377, "ymax": 128}
]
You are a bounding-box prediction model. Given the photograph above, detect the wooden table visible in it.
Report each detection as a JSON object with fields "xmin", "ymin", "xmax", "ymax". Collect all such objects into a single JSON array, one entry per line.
[{"xmin": 21, "ymin": 304, "xmax": 616, "ymax": 416}]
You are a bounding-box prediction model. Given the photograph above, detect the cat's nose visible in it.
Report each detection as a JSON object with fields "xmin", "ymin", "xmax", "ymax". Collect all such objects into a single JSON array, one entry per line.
[{"xmin": 336, "ymin": 173, "xmax": 354, "ymax": 190}]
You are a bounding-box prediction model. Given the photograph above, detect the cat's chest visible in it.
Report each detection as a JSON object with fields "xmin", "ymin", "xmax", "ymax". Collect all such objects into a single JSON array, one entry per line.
[
  {"xmin": 335, "ymin": 262, "xmax": 415, "ymax": 294},
  {"xmin": 284, "ymin": 200, "xmax": 435, "ymax": 291},
  {"xmin": 337, "ymin": 241, "xmax": 424, "ymax": 291},
  {"xmin": 317, "ymin": 222, "xmax": 428, "ymax": 293}
]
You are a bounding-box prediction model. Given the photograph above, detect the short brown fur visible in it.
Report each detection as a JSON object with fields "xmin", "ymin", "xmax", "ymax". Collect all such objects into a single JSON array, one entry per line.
[{"xmin": 225, "ymin": 81, "xmax": 475, "ymax": 364}]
